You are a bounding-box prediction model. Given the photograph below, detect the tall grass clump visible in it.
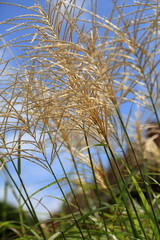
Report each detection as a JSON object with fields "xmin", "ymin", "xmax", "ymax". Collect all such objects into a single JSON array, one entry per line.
[{"xmin": 0, "ymin": 0, "xmax": 160, "ymax": 239}]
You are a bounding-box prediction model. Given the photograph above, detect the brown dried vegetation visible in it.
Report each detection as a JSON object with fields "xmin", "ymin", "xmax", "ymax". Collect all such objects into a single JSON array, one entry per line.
[{"xmin": 0, "ymin": 0, "xmax": 160, "ymax": 239}]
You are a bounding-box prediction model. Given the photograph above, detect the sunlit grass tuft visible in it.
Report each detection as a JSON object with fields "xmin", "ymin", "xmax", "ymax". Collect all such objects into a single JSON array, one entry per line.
[{"xmin": 0, "ymin": 0, "xmax": 160, "ymax": 239}]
